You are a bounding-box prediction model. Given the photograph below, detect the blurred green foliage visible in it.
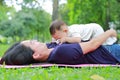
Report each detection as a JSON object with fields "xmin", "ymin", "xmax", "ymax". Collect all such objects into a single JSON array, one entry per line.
[
  {"xmin": 0, "ymin": 0, "xmax": 120, "ymax": 43},
  {"xmin": 0, "ymin": 0, "xmax": 51, "ymax": 42},
  {"xmin": 59, "ymin": 0, "xmax": 120, "ymax": 30}
]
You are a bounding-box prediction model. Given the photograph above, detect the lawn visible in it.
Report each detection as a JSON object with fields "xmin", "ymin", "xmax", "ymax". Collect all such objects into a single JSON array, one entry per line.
[{"xmin": 0, "ymin": 44, "xmax": 120, "ymax": 80}]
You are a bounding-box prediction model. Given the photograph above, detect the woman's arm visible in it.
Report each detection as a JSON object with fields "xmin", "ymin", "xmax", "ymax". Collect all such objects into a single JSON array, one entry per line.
[{"xmin": 80, "ymin": 29, "xmax": 117, "ymax": 54}]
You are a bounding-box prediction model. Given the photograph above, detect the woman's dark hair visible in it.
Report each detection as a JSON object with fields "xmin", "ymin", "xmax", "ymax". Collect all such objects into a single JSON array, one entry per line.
[
  {"xmin": 49, "ymin": 20, "xmax": 66, "ymax": 35},
  {"xmin": 0, "ymin": 42, "xmax": 39, "ymax": 65}
]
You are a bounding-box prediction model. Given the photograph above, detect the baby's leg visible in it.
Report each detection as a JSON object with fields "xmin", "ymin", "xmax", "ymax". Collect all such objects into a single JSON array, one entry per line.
[{"xmin": 91, "ymin": 23, "xmax": 117, "ymax": 45}]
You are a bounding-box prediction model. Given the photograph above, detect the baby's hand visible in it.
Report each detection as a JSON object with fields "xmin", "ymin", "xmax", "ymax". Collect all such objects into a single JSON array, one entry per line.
[
  {"xmin": 56, "ymin": 39, "xmax": 60, "ymax": 44},
  {"xmin": 59, "ymin": 37, "xmax": 67, "ymax": 44}
]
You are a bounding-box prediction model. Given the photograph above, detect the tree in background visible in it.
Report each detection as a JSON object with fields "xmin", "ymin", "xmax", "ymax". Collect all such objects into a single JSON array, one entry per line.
[
  {"xmin": 59, "ymin": 0, "xmax": 120, "ymax": 30},
  {"xmin": 0, "ymin": 0, "xmax": 51, "ymax": 42},
  {"xmin": 52, "ymin": 0, "xmax": 59, "ymax": 21},
  {"xmin": 0, "ymin": 0, "xmax": 14, "ymax": 22}
]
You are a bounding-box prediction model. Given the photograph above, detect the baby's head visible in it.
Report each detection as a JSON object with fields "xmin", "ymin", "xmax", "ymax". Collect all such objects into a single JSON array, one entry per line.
[{"xmin": 49, "ymin": 20, "xmax": 68, "ymax": 40}]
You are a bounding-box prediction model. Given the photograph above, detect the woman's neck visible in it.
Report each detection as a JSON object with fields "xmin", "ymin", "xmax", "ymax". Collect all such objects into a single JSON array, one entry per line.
[{"xmin": 41, "ymin": 48, "xmax": 54, "ymax": 61}]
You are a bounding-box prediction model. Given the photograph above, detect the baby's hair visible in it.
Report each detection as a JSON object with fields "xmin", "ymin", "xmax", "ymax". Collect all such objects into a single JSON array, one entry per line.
[{"xmin": 49, "ymin": 20, "xmax": 66, "ymax": 35}]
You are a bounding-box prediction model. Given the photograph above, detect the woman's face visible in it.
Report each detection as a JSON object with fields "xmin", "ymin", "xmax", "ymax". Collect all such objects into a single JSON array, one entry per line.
[
  {"xmin": 21, "ymin": 40, "xmax": 47, "ymax": 54},
  {"xmin": 21, "ymin": 40, "xmax": 50, "ymax": 61}
]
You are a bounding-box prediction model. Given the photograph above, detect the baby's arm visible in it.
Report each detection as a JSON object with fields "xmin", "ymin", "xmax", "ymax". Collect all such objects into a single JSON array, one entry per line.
[
  {"xmin": 59, "ymin": 37, "xmax": 82, "ymax": 44},
  {"xmin": 59, "ymin": 31, "xmax": 82, "ymax": 44}
]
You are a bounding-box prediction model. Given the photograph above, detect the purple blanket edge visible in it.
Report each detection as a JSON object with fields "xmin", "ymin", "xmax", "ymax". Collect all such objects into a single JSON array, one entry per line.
[{"xmin": 0, "ymin": 63, "xmax": 120, "ymax": 68}]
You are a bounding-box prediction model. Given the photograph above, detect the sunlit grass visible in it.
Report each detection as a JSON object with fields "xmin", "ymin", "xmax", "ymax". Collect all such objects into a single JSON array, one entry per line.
[
  {"xmin": 0, "ymin": 44, "xmax": 120, "ymax": 80},
  {"xmin": 0, "ymin": 66, "xmax": 120, "ymax": 80}
]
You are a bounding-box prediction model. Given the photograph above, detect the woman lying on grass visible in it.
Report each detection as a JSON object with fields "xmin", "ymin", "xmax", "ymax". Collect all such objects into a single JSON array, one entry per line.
[{"xmin": 0, "ymin": 29, "xmax": 120, "ymax": 65}]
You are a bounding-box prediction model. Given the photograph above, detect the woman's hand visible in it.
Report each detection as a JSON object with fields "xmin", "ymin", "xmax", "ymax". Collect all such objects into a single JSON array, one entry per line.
[{"xmin": 108, "ymin": 29, "xmax": 117, "ymax": 37}]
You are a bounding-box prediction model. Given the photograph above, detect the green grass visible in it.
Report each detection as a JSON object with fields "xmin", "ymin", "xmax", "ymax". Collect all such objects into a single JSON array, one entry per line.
[
  {"xmin": 0, "ymin": 44, "xmax": 120, "ymax": 80},
  {"xmin": 0, "ymin": 44, "xmax": 11, "ymax": 56},
  {"xmin": 0, "ymin": 67, "xmax": 120, "ymax": 80}
]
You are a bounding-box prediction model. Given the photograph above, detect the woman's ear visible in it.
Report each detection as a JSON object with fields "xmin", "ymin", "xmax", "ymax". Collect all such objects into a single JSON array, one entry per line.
[{"xmin": 32, "ymin": 53, "xmax": 41, "ymax": 60}]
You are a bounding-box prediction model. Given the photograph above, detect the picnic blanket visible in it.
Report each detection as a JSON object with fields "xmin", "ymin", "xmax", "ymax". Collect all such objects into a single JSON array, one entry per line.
[
  {"xmin": 0, "ymin": 58, "xmax": 120, "ymax": 68},
  {"xmin": 0, "ymin": 63, "xmax": 120, "ymax": 69}
]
